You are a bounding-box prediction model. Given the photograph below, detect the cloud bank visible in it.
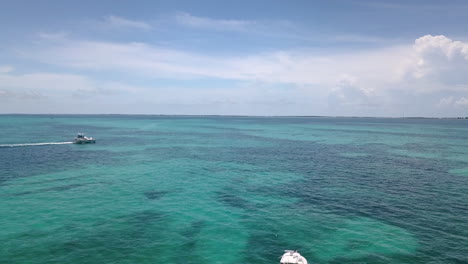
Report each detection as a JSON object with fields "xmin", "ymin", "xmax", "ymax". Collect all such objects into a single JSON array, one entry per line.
[{"xmin": 3, "ymin": 33, "xmax": 468, "ymax": 116}]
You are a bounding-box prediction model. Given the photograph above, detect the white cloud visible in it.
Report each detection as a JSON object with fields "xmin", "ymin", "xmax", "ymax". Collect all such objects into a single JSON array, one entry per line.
[
  {"xmin": 437, "ymin": 96, "xmax": 454, "ymax": 108},
  {"xmin": 27, "ymin": 35, "xmax": 411, "ymax": 90},
  {"xmin": 0, "ymin": 72, "xmax": 95, "ymax": 92},
  {"xmin": 455, "ymin": 97, "xmax": 468, "ymax": 107},
  {"xmin": 174, "ymin": 12, "xmax": 254, "ymax": 31},
  {"xmin": 436, "ymin": 96, "xmax": 468, "ymax": 109},
  {"xmin": 25, "ymin": 35, "xmax": 468, "ymax": 92},
  {"xmin": 37, "ymin": 32, "xmax": 69, "ymax": 41},
  {"xmin": 401, "ymin": 35, "xmax": 468, "ymax": 90},
  {"xmin": 0, "ymin": 71, "xmax": 142, "ymax": 100},
  {"xmin": 0, "ymin": 65, "xmax": 14, "ymax": 73},
  {"xmin": 172, "ymin": 13, "xmax": 392, "ymax": 44},
  {"xmin": 0, "ymin": 89, "xmax": 44, "ymax": 100},
  {"xmin": 30, "ymin": 40, "xmax": 246, "ymax": 79},
  {"xmin": 103, "ymin": 15, "xmax": 152, "ymax": 30},
  {"xmin": 9, "ymin": 34, "xmax": 468, "ymax": 116}
]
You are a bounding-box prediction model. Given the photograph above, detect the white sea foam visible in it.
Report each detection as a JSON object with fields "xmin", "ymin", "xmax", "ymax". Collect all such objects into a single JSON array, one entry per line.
[{"xmin": 0, "ymin": 142, "xmax": 73, "ymax": 148}]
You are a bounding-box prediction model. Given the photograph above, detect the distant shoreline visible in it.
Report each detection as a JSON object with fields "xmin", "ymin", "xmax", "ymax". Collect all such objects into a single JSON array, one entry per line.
[{"xmin": 1, "ymin": 113, "xmax": 467, "ymax": 119}]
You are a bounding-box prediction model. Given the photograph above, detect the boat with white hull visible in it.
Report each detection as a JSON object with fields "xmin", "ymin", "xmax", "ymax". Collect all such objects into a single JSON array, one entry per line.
[
  {"xmin": 280, "ymin": 250, "xmax": 308, "ymax": 264},
  {"xmin": 73, "ymin": 134, "xmax": 96, "ymax": 144}
]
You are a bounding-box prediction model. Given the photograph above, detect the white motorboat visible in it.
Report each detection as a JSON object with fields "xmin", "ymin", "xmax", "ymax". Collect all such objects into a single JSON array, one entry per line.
[
  {"xmin": 280, "ymin": 250, "xmax": 308, "ymax": 264},
  {"xmin": 73, "ymin": 133, "xmax": 96, "ymax": 144}
]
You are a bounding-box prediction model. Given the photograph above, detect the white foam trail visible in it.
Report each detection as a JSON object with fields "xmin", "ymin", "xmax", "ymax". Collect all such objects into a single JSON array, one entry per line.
[{"xmin": 0, "ymin": 142, "xmax": 73, "ymax": 148}]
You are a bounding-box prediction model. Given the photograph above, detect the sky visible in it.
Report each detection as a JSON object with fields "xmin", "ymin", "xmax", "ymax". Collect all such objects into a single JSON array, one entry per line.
[{"xmin": 1, "ymin": 0, "xmax": 468, "ymax": 117}]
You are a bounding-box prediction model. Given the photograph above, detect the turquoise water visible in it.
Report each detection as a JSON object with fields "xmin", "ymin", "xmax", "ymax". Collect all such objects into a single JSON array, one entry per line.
[{"xmin": 1, "ymin": 115, "xmax": 467, "ymax": 263}]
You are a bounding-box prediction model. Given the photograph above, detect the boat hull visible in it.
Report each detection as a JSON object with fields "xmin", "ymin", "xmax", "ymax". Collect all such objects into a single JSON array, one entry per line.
[
  {"xmin": 280, "ymin": 251, "xmax": 308, "ymax": 264},
  {"xmin": 73, "ymin": 139, "xmax": 96, "ymax": 144}
]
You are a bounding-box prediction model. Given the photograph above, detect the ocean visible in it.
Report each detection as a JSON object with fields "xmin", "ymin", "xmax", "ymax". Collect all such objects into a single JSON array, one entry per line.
[{"xmin": 1, "ymin": 115, "xmax": 467, "ymax": 263}]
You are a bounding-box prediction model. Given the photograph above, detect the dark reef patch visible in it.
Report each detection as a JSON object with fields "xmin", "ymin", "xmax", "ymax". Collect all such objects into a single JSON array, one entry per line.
[
  {"xmin": 217, "ymin": 191, "xmax": 251, "ymax": 210},
  {"xmin": 0, "ymin": 210, "xmax": 171, "ymax": 264},
  {"xmin": 10, "ymin": 183, "xmax": 89, "ymax": 196},
  {"xmin": 144, "ymin": 190, "xmax": 168, "ymax": 200}
]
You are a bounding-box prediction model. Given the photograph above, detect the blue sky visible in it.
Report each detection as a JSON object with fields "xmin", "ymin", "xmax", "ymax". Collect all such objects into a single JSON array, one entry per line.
[{"xmin": 1, "ymin": 0, "xmax": 468, "ymax": 116}]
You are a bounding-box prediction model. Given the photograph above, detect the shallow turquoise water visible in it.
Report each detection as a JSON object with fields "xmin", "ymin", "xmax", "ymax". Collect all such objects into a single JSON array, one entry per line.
[{"xmin": 1, "ymin": 115, "xmax": 467, "ymax": 263}]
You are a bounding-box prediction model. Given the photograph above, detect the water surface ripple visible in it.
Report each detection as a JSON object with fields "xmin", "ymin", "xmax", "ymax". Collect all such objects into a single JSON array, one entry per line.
[{"xmin": 0, "ymin": 115, "xmax": 467, "ymax": 263}]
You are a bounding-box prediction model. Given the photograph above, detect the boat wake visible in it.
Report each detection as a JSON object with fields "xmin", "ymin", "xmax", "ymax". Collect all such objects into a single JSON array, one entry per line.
[{"xmin": 0, "ymin": 142, "xmax": 73, "ymax": 148}]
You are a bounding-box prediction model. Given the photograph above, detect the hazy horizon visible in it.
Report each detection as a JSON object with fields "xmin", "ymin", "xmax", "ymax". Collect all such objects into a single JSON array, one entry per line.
[{"xmin": 2, "ymin": 113, "xmax": 468, "ymax": 119}]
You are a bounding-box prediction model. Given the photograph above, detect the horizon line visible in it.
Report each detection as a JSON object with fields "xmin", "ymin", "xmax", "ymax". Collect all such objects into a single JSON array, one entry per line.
[{"xmin": 1, "ymin": 113, "xmax": 467, "ymax": 119}]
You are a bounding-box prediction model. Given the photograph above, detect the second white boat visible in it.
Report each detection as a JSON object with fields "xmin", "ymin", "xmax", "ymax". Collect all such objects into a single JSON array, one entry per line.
[{"xmin": 280, "ymin": 250, "xmax": 308, "ymax": 264}]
